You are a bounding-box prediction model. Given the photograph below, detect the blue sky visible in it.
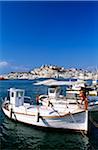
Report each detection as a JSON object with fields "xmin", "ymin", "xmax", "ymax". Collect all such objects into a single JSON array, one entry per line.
[{"xmin": 0, "ymin": 1, "xmax": 98, "ymax": 74}]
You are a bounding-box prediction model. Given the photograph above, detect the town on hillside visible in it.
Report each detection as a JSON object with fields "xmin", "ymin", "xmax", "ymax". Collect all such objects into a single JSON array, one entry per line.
[{"xmin": 0, "ymin": 65, "xmax": 98, "ymax": 80}]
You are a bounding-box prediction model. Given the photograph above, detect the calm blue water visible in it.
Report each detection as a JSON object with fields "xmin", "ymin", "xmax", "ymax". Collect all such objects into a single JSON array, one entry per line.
[{"xmin": 0, "ymin": 79, "xmax": 98, "ymax": 150}]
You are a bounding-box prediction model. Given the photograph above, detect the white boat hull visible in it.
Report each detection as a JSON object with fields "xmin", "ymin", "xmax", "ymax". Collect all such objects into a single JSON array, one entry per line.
[{"xmin": 2, "ymin": 105, "xmax": 88, "ymax": 132}]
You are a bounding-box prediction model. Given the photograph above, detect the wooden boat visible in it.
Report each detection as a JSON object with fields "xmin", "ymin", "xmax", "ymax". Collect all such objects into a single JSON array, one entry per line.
[{"xmin": 2, "ymin": 79, "xmax": 91, "ymax": 134}]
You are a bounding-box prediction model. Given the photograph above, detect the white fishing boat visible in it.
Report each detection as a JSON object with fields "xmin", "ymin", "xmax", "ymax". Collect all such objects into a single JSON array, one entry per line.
[
  {"xmin": 66, "ymin": 79, "xmax": 98, "ymax": 96},
  {"xmin": 66, "ymin": 79, "xmax": 85, "ymax": 95},
  {"xmin": 35, "ymin": 79, "xmax": 98, "ymax": 110},
  {"xmin": 2, "ymin": 79, "xmax": 92, "ymax": 134}
]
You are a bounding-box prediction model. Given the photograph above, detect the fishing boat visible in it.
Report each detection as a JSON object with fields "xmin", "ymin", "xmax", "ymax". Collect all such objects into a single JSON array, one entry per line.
[
  {"xmin": 66, "ymin": 79, "xmax": 98, "ymax": 96},
  {"xmin": 1, "ymin": 80, "xmax": 90, "ymax": 134},
  {"xmin": 35, "ymin": 79, "xmax": 98, "ymax": 109}
]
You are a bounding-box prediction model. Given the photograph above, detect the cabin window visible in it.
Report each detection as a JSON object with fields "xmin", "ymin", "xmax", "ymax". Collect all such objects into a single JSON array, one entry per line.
[
  {"xmin": 56, "ymin": 88, "xmax": 60, "ymax": 93},
  {"xmin": 16, "ymin": 91, "xmax": 23, "ymax": 97},
  {"xmin": 11, "ymin": 92, "xmax": 14, "ymax": 97},
  {"xmin": 49, "ymin": 89, "xmax": 55, "ymax": 93}
]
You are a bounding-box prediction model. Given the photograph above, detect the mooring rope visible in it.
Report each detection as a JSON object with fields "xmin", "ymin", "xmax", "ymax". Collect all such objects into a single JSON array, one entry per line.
[
  {"xmin": 69, "ymin": 111, "xmax": 86, "ymax": 137},
  {"xmin": 69, "ymin": 112, "xmax": 96, "ymax": 150},
  {"xmin": 89, "ymin": 115, "xmax": 98, "ymax": 128}
]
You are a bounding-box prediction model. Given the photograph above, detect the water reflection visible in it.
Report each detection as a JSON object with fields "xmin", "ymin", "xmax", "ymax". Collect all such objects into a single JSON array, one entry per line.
[{"xmin": 1, "ymin": 117, "xmax": 95, "ymax": 150}]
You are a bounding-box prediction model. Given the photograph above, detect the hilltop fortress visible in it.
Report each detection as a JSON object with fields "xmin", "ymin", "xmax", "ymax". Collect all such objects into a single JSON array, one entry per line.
[{"xmin": 1, "ymin": 65, "xmax": 98, "ymax": 80}]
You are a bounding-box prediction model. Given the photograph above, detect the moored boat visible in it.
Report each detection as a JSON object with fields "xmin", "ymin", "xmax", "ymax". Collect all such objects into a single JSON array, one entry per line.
[
  {"xmin": 2, "ymin": 79, "xmax": 98, "ymax": 134},
  {"xmin": 66, "ymin": 79, "xmax": 98, "ymax": 96},
  {"xmin": 2, "ymin": 80, "xmax": 90, "ymax": 134}
]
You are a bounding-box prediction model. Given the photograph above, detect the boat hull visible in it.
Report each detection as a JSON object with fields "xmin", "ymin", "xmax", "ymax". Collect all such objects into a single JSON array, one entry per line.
[{"xmin": 2, "ymin": 106, "xmax": 88, "ymax": 133}]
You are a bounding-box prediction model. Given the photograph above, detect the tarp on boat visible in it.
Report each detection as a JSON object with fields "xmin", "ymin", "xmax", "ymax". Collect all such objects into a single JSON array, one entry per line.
[{"xmin": 34, "ymin": 79, "xmax": 85, "ymax": 86}]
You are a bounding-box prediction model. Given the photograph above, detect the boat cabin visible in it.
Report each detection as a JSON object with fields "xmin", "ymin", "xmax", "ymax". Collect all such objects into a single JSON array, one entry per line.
[
  {"xmin": 9, "ymin": 88, "xmax": 25, "ymax": 107},
  {"xmin": 48, "ymin": 86, "xmax": 61, "ymax": 98}
]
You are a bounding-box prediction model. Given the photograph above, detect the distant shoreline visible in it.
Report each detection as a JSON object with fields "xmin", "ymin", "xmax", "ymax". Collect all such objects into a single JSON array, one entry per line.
[{"xmin": 0, "ymin": 65, "xmax": 98, "ymax": 80}]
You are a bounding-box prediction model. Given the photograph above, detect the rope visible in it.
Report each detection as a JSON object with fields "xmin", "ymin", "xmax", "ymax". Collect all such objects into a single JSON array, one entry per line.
[
  {"xmin": 48, "ymin": 99, "xmax": 87, "ymax": 136},
  {"xmin": 1, "ymin": 97, "xmax": 4, "ymax": 103},
  {"xmin": 10, "ymin": 106, "xmax": 17, "ymax": 121},
  {"xmin": 89, "ymin": 115, "xmax": 98, "ymax": 128},
  {"xmin": 69, "ymin": 111, "xmax": 86, "ymax": 137},
  {"xmin": 69, "ymin": 112, "xmax": 96, "ymax": 150}
]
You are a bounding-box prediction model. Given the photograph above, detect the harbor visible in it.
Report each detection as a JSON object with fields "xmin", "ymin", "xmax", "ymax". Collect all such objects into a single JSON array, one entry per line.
[
  {"xmin": 0, "ymin": 1, "xmax": 98, "ymax": 150},
  {"xmin": 0, "ymin": 79, "xmax": 98, "ymax": 150}
]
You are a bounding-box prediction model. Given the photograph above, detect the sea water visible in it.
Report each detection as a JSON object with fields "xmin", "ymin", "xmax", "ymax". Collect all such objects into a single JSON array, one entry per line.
[{"xmin": 0, "ymin": 79, "xmax": 98, "ymax": 150}]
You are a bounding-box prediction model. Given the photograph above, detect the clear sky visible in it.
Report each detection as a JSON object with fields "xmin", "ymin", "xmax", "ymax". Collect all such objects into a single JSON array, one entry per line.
[{"xmin": 0, "ymin": 1, "xmax": 98, "ymax": 74}]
